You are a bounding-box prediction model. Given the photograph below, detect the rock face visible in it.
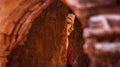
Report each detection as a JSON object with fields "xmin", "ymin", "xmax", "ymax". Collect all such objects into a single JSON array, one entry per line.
[
  {"xmin": 0, "ymin": 0, "xmax": 54, "ymax": 67},
  {"xmin": 8, "ymin": 1, "xmax": 69, "ymax": 67},
  {"xmin": 0, "ymin": 0, "xmax": 53, "ymax": 67},
  {"xmin": 69, "ymin": 19, "xmax": 89, "ymax": 67}
]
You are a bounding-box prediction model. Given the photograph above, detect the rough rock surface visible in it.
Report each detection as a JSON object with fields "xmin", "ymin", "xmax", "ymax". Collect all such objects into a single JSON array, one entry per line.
[
  {"xmin": 69, "ymin": 19, "xmax": 89, "ymax": 67},
  {"xmin": 8, "ymin": 1, "xmax": 69, "ymax": 67}
]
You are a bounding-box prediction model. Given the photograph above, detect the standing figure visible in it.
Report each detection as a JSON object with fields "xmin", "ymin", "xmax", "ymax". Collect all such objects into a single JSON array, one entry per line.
[{"xmin": 65, "ymin": 12, "xmax": 75, "ymax": 67}]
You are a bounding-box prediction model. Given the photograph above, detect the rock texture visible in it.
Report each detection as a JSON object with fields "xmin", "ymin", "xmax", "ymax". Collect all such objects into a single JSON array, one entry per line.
[
  {"xmin": 69, "ymin": 19, "xmax": 89, "ymax": 67},
  {"xmin": 0, "ymin": 0, "xmax": 53, "ymax": 67},
  {"xmin": 8, "ymin": 1, "xmax": 69, "ymax": 67}
]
